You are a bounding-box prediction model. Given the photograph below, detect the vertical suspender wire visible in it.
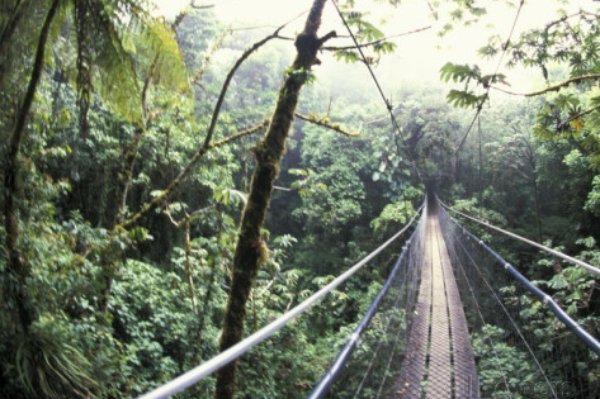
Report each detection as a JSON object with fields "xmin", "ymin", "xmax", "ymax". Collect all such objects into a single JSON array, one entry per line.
[
  {"xmin": 373, "ymin": 216, "xmax": 425, "ymax": 398},
  {"xmin": 350, "ymin": 256, "xmax": 413, "ymax": 398},
  {"xmin": 373, "ymin": 323, "xmax": 405, "ymax": 398},
  {"xmin": 307, "ymin": 227, "xmax": 417, "ymax": 399},
  {"xmin": 352, "ymin": 214, "xmax": 425, "ymax": 398}
]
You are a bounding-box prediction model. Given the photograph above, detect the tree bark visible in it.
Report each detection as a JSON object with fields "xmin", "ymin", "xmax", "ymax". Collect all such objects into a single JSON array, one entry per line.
[
  {"xmin": 0, "ymin": 0, "xmax": 25, "ymax": 85},
  {"xmin": 215, "ymin": 1, "xmax": 333, "ymax": 398},
  {"xmin": 3, "ymin": 0, "xmax": 60, "ymax": 333}
]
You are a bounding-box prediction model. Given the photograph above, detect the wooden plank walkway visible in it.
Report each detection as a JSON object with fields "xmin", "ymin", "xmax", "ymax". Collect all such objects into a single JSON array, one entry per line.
[{"xmin": 392, "ymin": 209, "xmax": 479, "ymax": 398}]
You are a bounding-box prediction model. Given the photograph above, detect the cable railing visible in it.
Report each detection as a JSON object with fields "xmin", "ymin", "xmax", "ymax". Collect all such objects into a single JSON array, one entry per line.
[
  {"xmin": 138, "ymin": 204, "xmax": 424, "ymax": 399},
  {"xmin": 439, "ymin": 200, "xmax": 600, "ymax": 276},
  {"xmin": 439, "ymin": 204, "xmax": 600, "ymax": 398},
  {"xmin": 307, "ymin": 212, "xmax": 425, "ymax": 398}
]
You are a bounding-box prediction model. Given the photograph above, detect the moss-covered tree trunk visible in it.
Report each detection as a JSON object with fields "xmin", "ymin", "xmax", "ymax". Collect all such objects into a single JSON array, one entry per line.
[
  {"xmin": 3, "ymin": 0, "xmax": 60, "ymax": 334},
  {"xmin": 215, "ymin": 1, "xmax": 333, "ymax": 398}
]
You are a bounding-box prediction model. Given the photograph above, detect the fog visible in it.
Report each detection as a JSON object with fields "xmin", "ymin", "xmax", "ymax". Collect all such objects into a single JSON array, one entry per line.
[{"xmin": 154, "ymin": 0, "xmax": 596, "ymax": 109}]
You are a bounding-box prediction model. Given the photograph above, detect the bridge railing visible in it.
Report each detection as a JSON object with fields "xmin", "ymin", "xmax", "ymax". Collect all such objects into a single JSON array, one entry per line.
[
  {"xmin": 439, "ymin": 204, "xmax": 600, "ymax": 399},
  {"xmin": 138, "ymin": 205, "xmax": 424, "ymax": 399},
  {"xmin": 307, "ymin": 207, "xmax": 426, "ymax": 399}
]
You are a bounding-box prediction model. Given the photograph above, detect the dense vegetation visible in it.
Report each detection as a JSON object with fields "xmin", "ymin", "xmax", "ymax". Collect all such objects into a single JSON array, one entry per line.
[{"xmin": 1, "ymin": 0, "xmax": 599, "ymax": 398}]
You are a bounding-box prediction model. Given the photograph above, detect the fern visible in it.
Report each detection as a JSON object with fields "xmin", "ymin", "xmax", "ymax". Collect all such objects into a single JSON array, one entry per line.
[
  {"xmin": 140, "ymin": 19, "xmax": 188, "ymax": 92},
  {"xmin": 440, "ymin": 62, "xmax": 481, "ymax": 83},
  {"xmin": 446, "ymin": 89, "xmax": 486, "ymax": 108}
]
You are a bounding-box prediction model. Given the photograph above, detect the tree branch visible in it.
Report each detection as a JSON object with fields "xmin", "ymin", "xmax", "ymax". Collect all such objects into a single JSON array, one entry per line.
[
  {"xmin": 3, "ymin": 0, "xmax": 60, "ymax": 333},
  {"xmin": 201, "ymin": 12, "xmax": 304, "ymax": 149},
  {"xmin": 121, "ymin": 16, "xmax": 302, "ymax": 228},
  {"xmin": 121, "ymin": 120, "xmax": 268, "ymax": 228},
  {"xmin": 557, "ymin": 104, "xmax": 600, "ymax": 131},
  {"xmin": 172, "ymin": 1, "xmax": 215, "ymax": 31},
  {"xmin": 321, "ymin": 25, "xmax": 431, "ymax": 51},
  {"xmin": 189, "ymin": 28, "xmax": 231, "ymax": 87},
  {"xmin": 492, "ymin": 73, "xmax": 600, "ymax": 97},
  {"xmin": 294, "ymin": 112, "xmax": 359, "ymax": 136}
]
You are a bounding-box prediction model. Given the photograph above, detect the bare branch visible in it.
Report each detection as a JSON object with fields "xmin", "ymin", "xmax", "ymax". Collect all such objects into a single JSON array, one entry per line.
[
  {"xmin": 121, "ymin": 120, "xmax": 268, "ymax": 228},
  {"xmin": 322, "ymin": 25, "xmax": 431, "ymax": 51},
  {"xmin": 210, "ymin": 120, "xmax": 270, "ymax": 147},
  {"xmin": 426, "ymin": 1, "xmax": 439, "ymax": 21},
  {"xmin": 492, "ymin": 73, "xmax": 600, "ymax": 97},
  {"xmin": 295, "ymin": 112, "xmax": 359, "ymax": 137},
  {"xmin": 190, "ymin": 2, "xmax": 214, "ymax": 10},
  {"xmin": 122, "ymin": 14, "xmax": 304, "ymax": 228},
  {"xmin": 201, "ymin": 19, "xmax": 293, "ymax": 149},
  {"xmin": 189, "ymin": 28, "xmax": 232, "ymax": 87},
  {"xmin": 172, "ymin": 2, "xmax": 215, "ymax": 31}
]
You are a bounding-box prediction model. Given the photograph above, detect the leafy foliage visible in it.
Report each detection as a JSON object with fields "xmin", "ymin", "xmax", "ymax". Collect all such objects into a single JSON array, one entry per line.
[{"xmin": 2, "ymin": 1, "xmax": 600, "ymax": 398}]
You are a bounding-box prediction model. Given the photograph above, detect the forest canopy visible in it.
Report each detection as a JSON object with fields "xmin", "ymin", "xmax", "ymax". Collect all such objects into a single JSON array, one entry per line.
[{"xmin": 1, "ymin": 0, "xmax": 599, "ymax": 398}]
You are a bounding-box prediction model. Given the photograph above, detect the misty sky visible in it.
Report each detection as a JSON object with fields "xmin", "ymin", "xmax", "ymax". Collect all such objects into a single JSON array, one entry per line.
[{"xmin": 154, "ymin": 0, "xmax": 596, "ymax": 106}]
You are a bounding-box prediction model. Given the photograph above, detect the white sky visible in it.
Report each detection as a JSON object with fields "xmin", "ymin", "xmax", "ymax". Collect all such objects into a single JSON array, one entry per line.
[{"xmin": 154, "ymin": 0, "xmax": 599, "ymax": 99}]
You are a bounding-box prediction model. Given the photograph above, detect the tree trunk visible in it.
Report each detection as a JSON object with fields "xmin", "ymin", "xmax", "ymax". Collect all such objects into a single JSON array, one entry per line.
[
  {"xmin": 2, "ymin": 0, "xmax": 60, "ymax": 334},
  {"xmin": 0, "ymin": 0, "xmax": 25, "ymax": 85},
  {"xmin": 215, "ymin": 1, "xmax": 332, "ymax": 398}
]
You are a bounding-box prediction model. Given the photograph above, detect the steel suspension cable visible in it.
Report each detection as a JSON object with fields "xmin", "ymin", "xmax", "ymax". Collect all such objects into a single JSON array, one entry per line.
[
  {"xmin": 448, "ymin": 220, "xmax": 556, "ymax": 397},
  {"xmin": 307, "ymin": 227, "xmax": 417, "ymax": 399},
  {"xmin": 445, "ymin": 233, "xmax": 512, "ymax": 395},
  {"xmin": 439, "ymin": 200, "xmax": 600, "ymax": 276},
  {"xmin": 351, "ymin": 217, "xmax": 424, "ymax": 398},
  {"xmin": 454, "ymin": 0, "xmax": 525, "ymax": 155},
  {"xmin": 443, "ymin": 208, "xmax": 600, "ymax": 356},
  {"xmin": 138, "ymin": 205, "xmax": 424, "ymax": 399},
  {"xmin": 330, "ymin": 0, "xmax": 423, "ymax": 184},
  {"xmin": 374, "ymin": 324, "xmax": 404, "ymax": 398}
]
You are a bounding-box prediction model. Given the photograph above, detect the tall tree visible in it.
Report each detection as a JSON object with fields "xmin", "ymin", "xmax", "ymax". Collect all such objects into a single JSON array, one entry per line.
[
  {"xmin": 3, "ymin": 0, "xmax": 59, "ymax": 340},
  {"xmin": 215, "ymin": 1, "xmax": 335, "ymax": 398}
]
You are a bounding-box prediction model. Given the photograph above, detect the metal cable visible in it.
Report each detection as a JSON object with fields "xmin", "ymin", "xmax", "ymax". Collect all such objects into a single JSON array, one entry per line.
[
  {"xmin": 449, "ymin": 219, "xmax": 556, "ymax": 397},
  {"xmin": 373, "ymin": 322, "xmax": 404, "ymax": 398},
  {"xmin": 454, "ymin": 0, "xmax": 525, "ymax": 155},
  {"xmin": 439, "ymin": 200, "xmax": 600, "ymax": 276},
  {"xmin": 443, "ymin": 208, "xmax": 600, "ymax": 357},
  {"xmin": 307, "ymin": 228, "xmax": 416, "ymax": 399},
  {"xmin": 350, "ymin": 232, "xmax": 423, "ymax": 399},
  {"xmin": 330, "ymin": 0, "xmax": 423, "ymax": 183},
  {"xmin": 444, "ymin": 231, "xmax": 512, "ymax": 395},
  {"xmin": 350, "ymin": 256, "xmax": 414, "ymax": 399}
]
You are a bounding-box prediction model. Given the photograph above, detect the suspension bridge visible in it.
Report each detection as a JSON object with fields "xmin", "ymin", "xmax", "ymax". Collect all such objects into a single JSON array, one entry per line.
[{"xmin": 139, "ymin": 195, "xmax": 600, "ymax": 399}]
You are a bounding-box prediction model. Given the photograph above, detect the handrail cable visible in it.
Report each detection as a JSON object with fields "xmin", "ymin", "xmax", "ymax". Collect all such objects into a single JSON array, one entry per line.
[
  {"xmin": 138, "ymin": 204, "xmax": 424, "ymax": 399},
  {"xmin": 330, "ymin": 0, "xmax": 423, "ymax": 184},
  {"xmin": 351, "ymin": 238, "xmax": 420, "ymax": 399},
  {"xmin": 445, "ymin": 219, "xmax": 555, "ymax": 397},
  {"xmin": 307, "ymin": 226, "xmax": 417, "ymax": 399},
  {"xmin": 443, "ymin": 209, "xmax": 600, "ymax": 356},
  {"xmin": 454, "ymin": 0, "xmax": 525, "ymax": 155},
  {"xmin": 351, "ymin": 286, "xmax": 404, "ymax": 398},
  {"xmin": 439, "ymin": 200, "xmax": 600, "ymax": 276},
  {"xmin": 448, "ymin": 236, "xmax": 512, "ymax": 395}
]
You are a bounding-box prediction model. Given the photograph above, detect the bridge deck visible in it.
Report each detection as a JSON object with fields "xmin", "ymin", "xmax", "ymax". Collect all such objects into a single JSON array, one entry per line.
[{"xmin": 393, "ymin": 209, "xmax": 479, "ymax": 398}]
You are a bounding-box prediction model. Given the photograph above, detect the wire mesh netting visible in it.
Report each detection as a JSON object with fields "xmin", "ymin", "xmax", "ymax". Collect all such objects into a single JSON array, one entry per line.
[
  {"xmin": 315, "ymin": 212, "xmax": 426, "ymax": 398},
  {"xmin": 438, "ymin": 206, "xmax": 600, "ymax": 399}
]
